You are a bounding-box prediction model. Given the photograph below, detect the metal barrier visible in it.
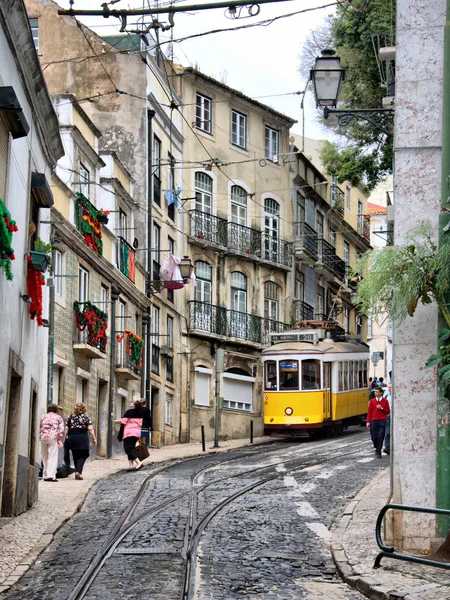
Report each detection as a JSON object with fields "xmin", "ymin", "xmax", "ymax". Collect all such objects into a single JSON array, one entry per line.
[{"xmin": 375, "ymin": 503, "xmax": 450, "ymax": 570}]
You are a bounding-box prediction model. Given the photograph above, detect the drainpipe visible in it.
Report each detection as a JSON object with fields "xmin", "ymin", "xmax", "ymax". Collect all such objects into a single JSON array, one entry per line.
[
  {"xmin": 146, "ymin": 110, "xmax": 156, "ymax": 424},
  {"xmin": 47, "ymin": 270, "xmax": 55, "ymax": 405},
  {"xmin": 437, "ymin": 0, "xmax": 450, "ymax": 534},
  {"xmin": 107, "ymin": 284, "xmax": 120, "ymax": 458}
]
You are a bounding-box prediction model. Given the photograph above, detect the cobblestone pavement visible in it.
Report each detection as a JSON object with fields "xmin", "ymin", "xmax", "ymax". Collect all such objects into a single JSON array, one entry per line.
[{"xmin": 0, "ymin": 428, "xmax": 386, "ymax": 600}]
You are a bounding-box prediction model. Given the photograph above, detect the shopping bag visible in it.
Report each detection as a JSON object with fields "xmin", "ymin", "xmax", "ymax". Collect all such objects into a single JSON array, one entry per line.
[{"xmin": 135, "ymin": 442, "xmax": 150, "ymax": 461}]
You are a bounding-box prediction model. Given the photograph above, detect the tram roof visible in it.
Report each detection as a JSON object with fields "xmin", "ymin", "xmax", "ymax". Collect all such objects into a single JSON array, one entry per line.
[{"xmin": 261, "ymin": 339, "xmax": 369, "ymax": 356}]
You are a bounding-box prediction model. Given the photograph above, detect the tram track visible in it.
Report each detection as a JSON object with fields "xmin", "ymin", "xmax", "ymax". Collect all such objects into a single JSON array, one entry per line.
[{"xmin": 69, "ymin": 432, "xmax": 370, "ymax": 600}]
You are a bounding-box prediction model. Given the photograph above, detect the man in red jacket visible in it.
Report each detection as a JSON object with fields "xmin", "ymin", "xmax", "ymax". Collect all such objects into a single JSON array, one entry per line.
[{"xmin": 366, "ymin": 387, "xmax": 390, "ymax": 458}]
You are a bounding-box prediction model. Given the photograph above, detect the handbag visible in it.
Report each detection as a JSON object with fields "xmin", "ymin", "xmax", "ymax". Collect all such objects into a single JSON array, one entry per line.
[{"xmin": 134, "ymin": 441, "xmax": 150, "ymax": 461}]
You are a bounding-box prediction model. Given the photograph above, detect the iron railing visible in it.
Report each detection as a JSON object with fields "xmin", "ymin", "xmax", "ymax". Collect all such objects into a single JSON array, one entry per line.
[
  {"xmin": 331, "ymin": 184, "xmax": 345, "ymax": 216},
  {"xmin": 262, "ymin": 319, "xmax": 290, "ymax": 345},
  {"xmin": 227, "ymin": 222, "xmax": 261, "ymax": 258},
  {"xmin": 319, "ymin": 238, "xmax": 347, "ymax": 279},
  {"xmin": 262, "ymin": 235, "xmax": 292, "ymax": 268},
  {"xmin": 189, "ymin": 209, "xmax": 228, "ymax": 247},
  {"xmin": 357, "ymin": 214, "xmax": 371, "ymax": 242},
  {"xmin": 294, "ymin": 300, "xmax": 314, "ymax": 322},
  {"xmin": 117, "ymin": 237, "xmax": 136, "ymax": 282},
  {"xmin": 294, "ymin": 222, "xmax": 318, "ymax": 260},
  {"xmin": 189, "ymin": 301, "xmax": 228, "ymax": 336},
  {"xmin": 228, "ymin": 309, "xmax": 262, "ymax": 343},
  {"xmin": 116, "ymin": 342, "xmax": 142, "ymax": 375},
  {"xmin": 73, "ymin": 301, "xmax": 108, "ymax": 353}
]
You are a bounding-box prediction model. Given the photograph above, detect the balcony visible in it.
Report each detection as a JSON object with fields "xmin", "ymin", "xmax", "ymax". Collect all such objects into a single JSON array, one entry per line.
[
  {"xmin": 189, "ymin": 210, "xmax": 293, "ymax": 270},
  {"xmin": 73, "ymin": 301, "xmax": 108, "ymax": 359},
  {"xmin": 115, "ymin": 331, "xmax": 143, "ymax": 380},
  {"xmin": 117, "ymin": 237, "xmax": 135, "ymax": 282},
  {"xmin": 331, "ymin": 185, "xmax": 344, "ymax": 217},
  {"xmin": 357, "ymin": 214, "xmax": 371, "ymax": 242},
  {"xmin": 318, "ymin": 238, "xmax": 347, "ymax": 280},
  {"xmin": 188, "ymin": 301, "xmax": 289, "ymax": 345},
  {"xmin": 293, "ymin": 222, "xmax": 318, "ymax": 261},
  {"xmin": 293, "ymin": 300, "xmax": 314, "ymax": 323},
  {"xmin": 189, "ymin": 210, "xmax": 228, "ymax": 249}
]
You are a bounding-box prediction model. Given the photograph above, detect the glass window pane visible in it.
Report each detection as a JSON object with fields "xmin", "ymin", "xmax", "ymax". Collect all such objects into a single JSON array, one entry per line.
[
  {"xmin": 279, "ymin": 360, "xmax": 299, "ymax": 390},
  {"xmin": 265, "ymin": 360, "xmax": 277, "ymax": 390},
  {"xmin": 301, "ymin": 360, "xmax": 321, "ymax": 390}
]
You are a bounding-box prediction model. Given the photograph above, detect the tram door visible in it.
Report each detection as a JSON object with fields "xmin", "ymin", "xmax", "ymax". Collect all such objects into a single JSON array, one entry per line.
[{"xmin": 323, "ymin": 362, "xmax": 331, "ymax": 420}]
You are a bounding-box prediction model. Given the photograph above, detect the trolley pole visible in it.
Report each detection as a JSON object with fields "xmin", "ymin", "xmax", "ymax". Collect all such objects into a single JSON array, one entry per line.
[{"xmin": 213, "ymin": 348, "xmax": 224, "ymax": 448}]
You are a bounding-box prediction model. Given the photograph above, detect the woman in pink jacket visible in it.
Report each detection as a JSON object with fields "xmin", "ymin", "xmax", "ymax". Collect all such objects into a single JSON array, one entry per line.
[{"xmin": 116, "ymin": 400, "xmax": 144, "ymax": 471}]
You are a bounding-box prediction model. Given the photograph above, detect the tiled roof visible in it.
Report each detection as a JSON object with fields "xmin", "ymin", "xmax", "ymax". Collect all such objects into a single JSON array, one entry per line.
[{"xmin": 367, "ymin": 201, "xmax": 387, "ymax": 215}]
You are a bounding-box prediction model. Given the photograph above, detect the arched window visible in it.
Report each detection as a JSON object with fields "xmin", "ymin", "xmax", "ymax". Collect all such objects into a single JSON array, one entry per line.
[
  {"xmin": 231, "ymin": 185, "xmax": 247, "ymax": 226},
  {"xmin": 264, "ymin": 197, "xmax": 280, "ymax": 216},
  {"xmin": 264, "ymin": 198, "xmax": 280, "ymax": 262},
  {"xmin": 229, "ymin": 272, "xmax": 247, "ymax": 339},
  {"xmin": 195, "ymin": 172, "xmax": 212, "ymax": 214}
]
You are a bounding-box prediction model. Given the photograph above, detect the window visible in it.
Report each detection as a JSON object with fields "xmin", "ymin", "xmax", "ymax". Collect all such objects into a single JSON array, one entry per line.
[
  {"xmin": 166, "ymin": 357, "xmax": 174, "ymax": 382},
  {"xmin": 196, "ymin": 93, "xmax": 212, "ymax": 133},
  {"xmin": 230, "ymin": 185, "xmax": 247, "ymax": 226},
  {"xmin": 302, "ymin": 359, "xmax": 321, "ymax": 390},
  {"xmin": 119, "ymin": 209, "xmax": 127, "ymax": 241},
  {"xmin": 368, "ymin": 318, "xmax": 373, "ymax": 337},
  {"xmin": 265, "ymin": 126, "xmax": 279, "ymax": 160},
  {"xmin": 279, "ymin": 360, "xmax": 299, "ymax": 390},
  {"xmin": 231, "ymin": 110, "xmax": 247, "ymax": 148},
  {"xmin": 358, "ymin": 198, "xmax": 363, "ymax": 215},
  {"xmin": 79, "ymin": 163, "xmax": 89, "ymax": 197},
  {"xmin": 316, "ymin": 211, "xmax": 324, "ymax": 237},
  {"xmin": 151, "ymin": 305, "xmax": 160, "ymax": 375},
  {"xmin": 101, "ymin": 285, "xmax": 109, "ymax": 330},
  {"xmin": 29, "ymin": 19, "xmax": 39, "ymax": 54},
  {"xmin": 295, "ymin": 270, "xmax": 304, "ymax": 302},
  {"xmin": 264, "ymin": 198, "xmax": 280, "ymax": 262},
  {"xmin": 168, "ymin": 153, "xmax": 175, "ymax": 221},
  {"xmin": 117, "ymin": 300, "xmax": 126, "ymax": 366},
  {"xmin": 223, "ymin": 371, "xmax": 254, "ymax": 411},
  {"xmin": 153, "ymin": 223, "xmax": 161, "ymax": 282},
  {"xmin": 167, "ymin": 316, "xmax": 174, "ymax": 349},
  {"xmin": 76, "ymin": 377, "xmax": 88, "ymax": 404},
  {"xmin": 167, "ymin": 237, "xmax": 175, "ymax": 303},
  {"xmin": 230, "ymin": 272, "xmax": 247, "ymax": 338},
  {"xmin": 264, "ymin": 282, "xmax": 279, "ymax": 323},
  {"xmin": 195, "ymin": 367, "xmax": 211, "ymax": 406},
  {"xmin": 195, "ymin": 261, "xmax": 212, "ymax": 303},
  {"xmin": 343, "ymin": 306, "xmax": 350, "ymax": 332},
  {"xmin": 316, "ymin": 285, "xmax": 325, "ymax": 318},
  {"xmin": 356, "ymin": 314, "xmax": 362, "ymax": 335},
  {"xmin": 195, "ymin": 172, "xmax": 212, "ymax": 213},
  {"xmin": 345, "ymin": 185, "xmax": 351, "ymax": 211},
  {"xmin": 78, "ymin": 266, "xmax": 89, "ymax": 301},
  {"xmin": 54, "ymin": 250, "xmax": 64, "ymax": 297},
  {"xmin": 265, "ymin": 360, "xmax": 277, "ymax": 390},
  {"xmin": 153, "ymin": 136, "xmax": 161, "ymax": 206},
  {"xmin": 166, "ymin": 316, "xmax": 174, "ymax": 381},
  {"xmin": 329, "ymin": 228, "xmax": 336, "ymax": 248},
  {"xmin": 296, "ymin": 193, "xmax": 305, "ymax": 223},
  {"xmin": 344, "ymin": 241, "xmax": 350, "ymax": 266},
  {"xmin": 166, "ymin": 394, "xmax": 173, "ymax": 425}
]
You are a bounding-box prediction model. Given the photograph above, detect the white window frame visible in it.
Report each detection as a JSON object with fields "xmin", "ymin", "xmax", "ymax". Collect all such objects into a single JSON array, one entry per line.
[
  {"xmin": 194, "ymin": 367, "xmax": 212, "ymax": 407},
  {"xmin": 167, "ymin": 315, "xmax": 174, "ymax": 349},
  {"xmin": 79, "ymin": 163, "xmax": 89, "ymax": 197},
  {"xmin": 230, "ymin": 185, "xmax": 247, "ymax": 226},
  {"xmin": 79, "ymin": 266, "xmax": 89, "ymax": 302},
  {"xmin": 264, "ymin": 126, "xmax": 279, "ymax": 161},
  {"xmin": 29, "ymin": 18, "xmax": 39, "ymax": 54},
  {"xmin": 231, "ymin": 110, "xmax": 247, "ymax": 149},
  {"xmin": 222, "ymin": 372, "xmax": 255, "ymax": 412},
  {"xmin": 344, "ymin": 241, "xmax": 350, "ymax": 265},
  {"xmin": 54, "ymin": 250, "xmax": 64, "ymax": 298},
  {"xmin": 196, "ymin": 93, "xmax": 212, "ymax": 133},
  {"xmin": 345, "ymin": 185, "xmax": 351, "ymax": 211},
  {"xmin": 195, "ymin": 172, "xmax": 213, "ymax": 214},
  {"xmin": 165, "ymin": 393, "xmax": 173, "ymax": 426}
]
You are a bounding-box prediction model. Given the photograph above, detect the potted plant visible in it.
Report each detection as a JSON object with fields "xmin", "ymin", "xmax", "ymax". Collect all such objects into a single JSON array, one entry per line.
[
  {"xmin": 97, "ymin": 209, "xmax": 110, "ymax": 224},
  {"xmin": 30, "ymin": 238, "xmax": 52, "ymax": 272}
]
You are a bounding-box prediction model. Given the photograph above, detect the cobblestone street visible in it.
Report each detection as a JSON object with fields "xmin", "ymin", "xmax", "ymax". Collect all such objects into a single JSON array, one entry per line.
[{"xmin": 0, "ymin": 428, "xmax": 387, "ymax": 599}]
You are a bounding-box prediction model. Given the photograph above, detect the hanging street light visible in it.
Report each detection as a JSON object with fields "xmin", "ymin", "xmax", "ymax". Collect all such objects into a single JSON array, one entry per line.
[
  {"xmin": 310, "ymin": 49, "xmax": 394, "ymax": 136},
  {"xmin": 179, "ymin": 255, "xmax": 193, "ymax": 282}
]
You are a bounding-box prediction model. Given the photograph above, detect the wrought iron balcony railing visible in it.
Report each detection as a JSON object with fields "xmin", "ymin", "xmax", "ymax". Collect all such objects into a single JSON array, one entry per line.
[
  {"xmin": 116, "ymin": 345, "xmax": 142, "ymax": 375},
  {"xmin": 262, "ymin": 235, "xmax": 292, "ymax": 268},
  {"xmin": 331, "ymin": 185, "xmax": 345, "ymax": 216},
  {"xmin": 318, "ymin": 238, "xmax": 347, "ymax": 279},
  {"xmin": 227, "ymin": 222, "xmax": 262, "ymax": 258},
  {"xmin": 117, "ymin": 237, "xmax": 136, "ymax": 282},
  {"xmin": 189, "ymin": 301, "xmax": 228, "ymax": 336},
  {"xmin": 294, "ymin": 300, "xmax": 314, "ymax": 323},
  {"xmin": 73, "ymin": 301, "xmax": 108, "ymax": 353},
  {"xmin": 262, "ymin": 318, "xmax": 290, "ymax": 345},
  {"xmin": 357, "ymin": 214, "xmax": 371, "ymax": 242},
  {"xmin": 189, "ymin": 209, "xmax": 228, "ymax": 248},
  {"xmin": 293, "ymin": 222, "xmax": 318, "ymax": 260},
  {"xmin": 228, "ymin": 309, "xmax": 262, "ymax": 343}
]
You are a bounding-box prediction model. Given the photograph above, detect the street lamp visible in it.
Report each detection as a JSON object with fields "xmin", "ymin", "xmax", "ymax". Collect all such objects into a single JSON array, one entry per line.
[
  {"xmin": 179, "ymin": 255, "xmax": 193, "ymax": 281},
  {"xmin": 146, "ymin": 255, "xmax": 193, "ymax": 294},
  {"xmin": 310, "ymin": 49, "xmax": 394, "ymax": 136}
]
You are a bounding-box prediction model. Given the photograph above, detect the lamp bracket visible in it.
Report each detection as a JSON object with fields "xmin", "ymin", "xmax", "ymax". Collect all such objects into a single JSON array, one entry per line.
[{"xmin": 323, "ymin": 107, "xmax": 394, "ymax": 136}]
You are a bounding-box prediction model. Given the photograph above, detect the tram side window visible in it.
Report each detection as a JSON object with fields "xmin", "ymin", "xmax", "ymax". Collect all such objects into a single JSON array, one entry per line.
[
  {"xmin": 338, "ymin": 361, "xmax": 343, "ymax": 391},
  {"xmin": 302, "ymin": 359, "xmax": 321, "ymax": 390},
  {"xmin": 348, "ymin": 361, "xmax": 354, "ymax": 390},
  {"xmin": 265, "ymin": 360, "xmax": 277, "ymax": 390},
  {"xmin": 343, "ymin": 362, "xmax": 349, "ymax": 391},
  {"xmin": 358, "ymin": 360, "xmax": 364, "ymax": 388},
  {"xmin": 279, "ymin": 360, "xmax": 299, "ymax": 390},
  {"xmin": 364, "ymin": 360, "xmax": 368, "ymax": 387}
]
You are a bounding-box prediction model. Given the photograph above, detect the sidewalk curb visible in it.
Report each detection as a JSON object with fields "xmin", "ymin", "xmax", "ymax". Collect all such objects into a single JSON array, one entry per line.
[{"xmin": 331, "ymin": 468, "xmax": 390, "ymax": 600}]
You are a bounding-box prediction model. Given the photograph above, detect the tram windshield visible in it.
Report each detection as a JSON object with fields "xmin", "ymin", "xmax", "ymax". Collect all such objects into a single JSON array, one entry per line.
[
  {"xmin": 302, "ymin": 359, "xmax": 321, "ymax": 390},
  {"xmin": 279, "ymin": 360, "xmax": 299, "ymax": 390}
]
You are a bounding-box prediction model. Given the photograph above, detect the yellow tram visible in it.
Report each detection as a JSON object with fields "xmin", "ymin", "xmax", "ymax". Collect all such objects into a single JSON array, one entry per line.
[{"xmin": 262, "ymin": 326, "xmax": 370, "ymax": 436}]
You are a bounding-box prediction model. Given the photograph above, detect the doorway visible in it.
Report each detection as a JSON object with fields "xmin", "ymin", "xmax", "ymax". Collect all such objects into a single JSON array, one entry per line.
[
  {"xmin": 1, "ymin": 367, "xmax": 23, "ymax": 516},
  {"xmin": 97, "ymin": 380, "xmax": 108, "ymax": 457}
]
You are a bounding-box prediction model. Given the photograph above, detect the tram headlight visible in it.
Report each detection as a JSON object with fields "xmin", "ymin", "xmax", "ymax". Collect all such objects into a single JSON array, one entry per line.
[{"xmin": 285, "ymin": 407, "xmax": 293, "ymax": 416}]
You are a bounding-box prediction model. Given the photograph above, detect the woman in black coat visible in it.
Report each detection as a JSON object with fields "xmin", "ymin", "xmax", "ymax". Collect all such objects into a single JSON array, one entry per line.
[{"xmin": 65, "ymin": 403, "xmax": 97, "ymax": 480}]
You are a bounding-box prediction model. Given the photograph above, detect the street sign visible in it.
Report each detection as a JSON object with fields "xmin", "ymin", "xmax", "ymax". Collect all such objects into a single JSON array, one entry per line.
[{"xmin": 371, "ymin": 352, "xmax": 383, "ymax": 365}]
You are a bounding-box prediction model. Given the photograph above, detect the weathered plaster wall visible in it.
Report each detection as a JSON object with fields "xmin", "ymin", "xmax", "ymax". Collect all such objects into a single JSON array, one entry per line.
[{"xmin": 392, "ymin": 0, "xmax": 445, "ymax": 549}]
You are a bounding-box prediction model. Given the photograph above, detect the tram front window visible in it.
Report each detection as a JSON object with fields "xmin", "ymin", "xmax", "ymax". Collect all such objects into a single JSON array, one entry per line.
[
  {"xmin": 265, "ymin": 360, "xmax": 277, "ymax": 390},
  {"xmin": 279, "ymin": 360, "xmax": 299, "ymax": 390},
  {"xmin": 302, "ymin": 359, "xmax": 321, "ymax": 390}
]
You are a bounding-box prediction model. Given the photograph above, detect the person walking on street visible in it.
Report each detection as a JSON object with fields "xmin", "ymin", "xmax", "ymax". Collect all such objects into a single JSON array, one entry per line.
[
  {"xmin": 383, "ymin": 383, "xmax": 392, "ymax": 455},
  {"xmin": 65, "ymin": 403, "xmax": 97, "ymax": 480},
  {"xmin": 39, "ymin": 404, "xmax": 64, "ymax": 482},
  {"xmin": 140, "ymin": 398, "xmax": 151, "ymax": 448},
  {"xmin": 116, "ymin": 400, "xmax": 145, "ymax": 471},
  {"xmin": 366, "ymin": 387, "xmax": 390, "ymax": 458}
]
